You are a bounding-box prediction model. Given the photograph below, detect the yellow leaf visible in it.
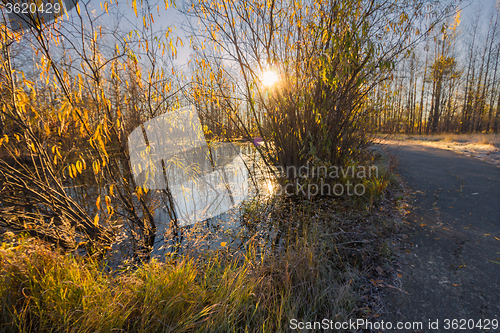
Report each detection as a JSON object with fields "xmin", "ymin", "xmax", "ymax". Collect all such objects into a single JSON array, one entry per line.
[
  {"xmin": 98, "ymin": 136, "xmax": 108, "ymax": 157},
  {"xmin": 93, "ymin": 161, "xmax": 100, "ymax": 174},
  {"xmin": 96, "ymin": 196, "xmax": 101, "ymax": 209},
  {"xmin": 76, "ymin": 3, "xmax": 80, "ymax": 14},
  {"xmin": 76, "ymin": 160, "xmax": 83, "ymax": 174},
  {"xmin": 94, "ymin": 214, "xmax": 99, "ymax": 226},
  {"xmin": 132, "ymin": 0, "xmax": 137, "ymax": 17},
  {"xmin": 109, "ymin": 184, "xmax": 114, "ymax": 196},
  {"xmin": 221, "ymin": 242, "xmax": 227, "ymax": 247},
  {"xmin": 105, "ymin": 196, "xmax": 112, "ymax": 214},
  {"xmin": 71, "ymin": 164, "xmax": 77, "ymax": 177}
]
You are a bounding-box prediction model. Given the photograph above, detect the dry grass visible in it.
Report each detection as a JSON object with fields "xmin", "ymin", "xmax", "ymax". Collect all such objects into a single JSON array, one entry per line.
[
  {"xmin": 0, "ymin": 234, "xmax": 358, "ymax": 332},
  {"xmin": 374, "ymin": 133, "xmax": 500, "ymax": 167},
  {"xmin": 0, "ymin": 147, "xmax": 404, "ymax": 333},
  {"xmin": 410, "ymin": 133, "xmax": 500, "ymax": 147},
  {"xmin": 374, "ymin": 133, "xmax": 499, "ymax": 145}
]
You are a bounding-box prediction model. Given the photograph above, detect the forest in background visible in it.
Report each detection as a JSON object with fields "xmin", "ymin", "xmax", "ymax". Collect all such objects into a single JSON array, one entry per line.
[
  {"xmin": 189, "ymin": 2, "xmax": 500, "ymax": 136},
  {"xmin": 369, "ymin": 2, "xmax": 500, "ymax": 134}
]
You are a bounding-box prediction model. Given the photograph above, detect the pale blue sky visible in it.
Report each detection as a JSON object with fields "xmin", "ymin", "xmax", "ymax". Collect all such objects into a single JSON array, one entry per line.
[{"xmin": 7, "ymin": 0, "xmax": 497, "ymax": 73}]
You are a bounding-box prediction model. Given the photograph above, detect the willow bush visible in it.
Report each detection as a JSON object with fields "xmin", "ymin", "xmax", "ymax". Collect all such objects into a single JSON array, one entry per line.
[{"xmin": 0, "ymin": 0, "xmax": 180, "ymax": 254}]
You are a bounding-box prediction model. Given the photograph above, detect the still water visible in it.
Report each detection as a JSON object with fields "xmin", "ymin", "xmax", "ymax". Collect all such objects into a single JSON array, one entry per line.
[
  {"xmin": 151, "ymin": 142, "xmax": 259, "ymax": 255},
  {"xmin": 110, "ymin": 105, "xmax": 275, "ymax": 261}
]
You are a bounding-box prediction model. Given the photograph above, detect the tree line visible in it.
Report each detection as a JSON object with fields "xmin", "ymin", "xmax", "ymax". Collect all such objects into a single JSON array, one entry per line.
[{"xmin": 367, "ymin": 4, "xmax": 500, "ymax": 134}]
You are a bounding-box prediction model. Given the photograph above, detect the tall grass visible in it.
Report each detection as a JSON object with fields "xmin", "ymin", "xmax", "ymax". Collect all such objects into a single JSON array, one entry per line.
[
  {"xmin": 0, "ymin": 233, "xmax": 358, "ymax": 332},
  {"xmin": 0, "ymin": 147, "xmax": 400, "ymax": 333}
]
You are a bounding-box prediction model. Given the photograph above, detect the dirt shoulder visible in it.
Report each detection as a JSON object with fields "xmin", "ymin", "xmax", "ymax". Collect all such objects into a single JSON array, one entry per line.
[{"xmin": 375, "ymin": 134, "xmax": 500, "ymax": 168}]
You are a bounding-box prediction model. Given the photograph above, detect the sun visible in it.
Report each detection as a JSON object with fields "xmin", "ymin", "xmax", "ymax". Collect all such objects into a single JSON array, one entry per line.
[{"xmin": 261, "ymin": 70, "xmax": 278, "ymax": 87}]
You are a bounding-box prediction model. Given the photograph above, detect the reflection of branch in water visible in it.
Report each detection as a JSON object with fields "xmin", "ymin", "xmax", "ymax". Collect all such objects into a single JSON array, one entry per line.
[
  {"xmin": 161, "ymin": 159, "xmax": 178, "ymax": 228},
  {"xmin": 209, "ymin": 142, "xmax": 235, "ymax": 206},
  {"xmin": 162, "ymin": 143, "xmax": 242, "ymax": 223},
  {"xmin": 176, "ymin": 167, "xmax": 224, "ymax": 224}
]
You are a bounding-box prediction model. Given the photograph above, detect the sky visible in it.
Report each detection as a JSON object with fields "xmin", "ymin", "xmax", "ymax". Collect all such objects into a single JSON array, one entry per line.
[
  {"xmin": 102, "ymin": 0, "xmax": 500, "ymax": 69},
  {"xmin": 3, "ymin": 0, "xmax": 498, "ymax": 72},
  {"xmin": 92, "ymin": 0, "xmax": 193, "ymax": 67}
]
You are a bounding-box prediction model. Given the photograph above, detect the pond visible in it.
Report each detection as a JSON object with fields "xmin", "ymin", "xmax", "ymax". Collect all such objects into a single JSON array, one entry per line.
[
  {"xmin": 149, "ymin": 142, "xmax": 272, "ymax": 256},
  {"xmin": 103, "ymin": 141, "xmax": 276, "ymax": 264},
  {"xmin": 122, "ymin": 106, "xmax": 277, "ymax": 260}
]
